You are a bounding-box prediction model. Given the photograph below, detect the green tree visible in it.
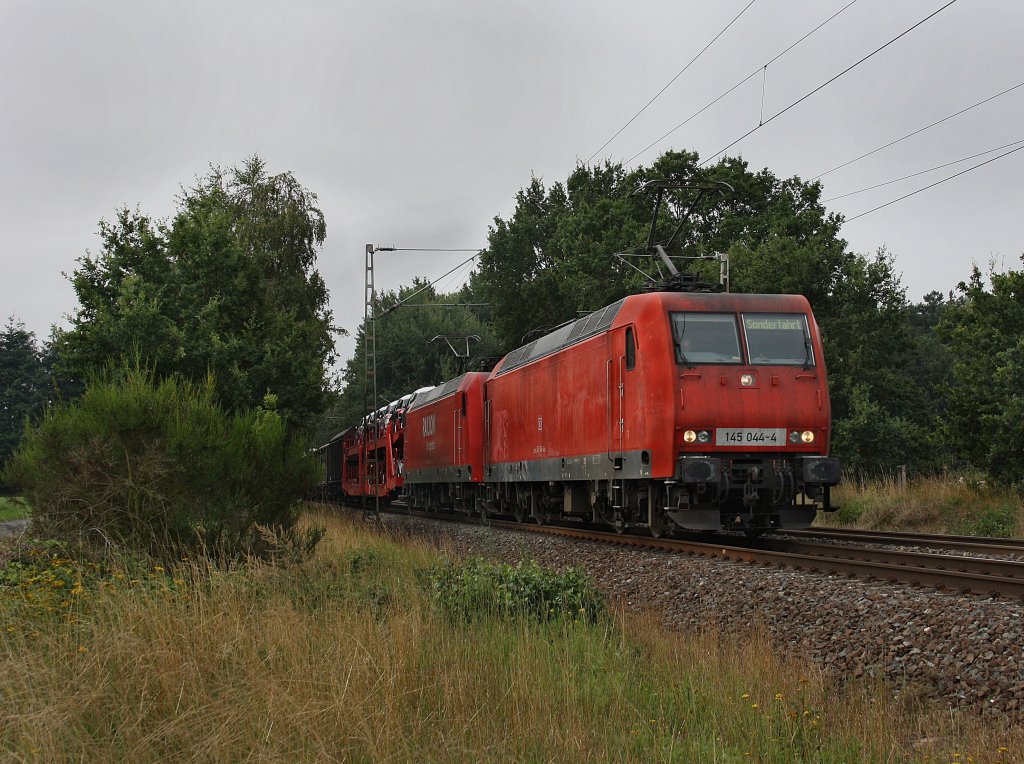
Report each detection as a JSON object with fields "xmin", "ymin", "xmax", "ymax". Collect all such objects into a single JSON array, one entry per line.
[
  {"xmin": 53, "ymin": 156, "xmax": 336, "ymax": 431},
  {"xmin": 938, "ymin": 259, "xmax": 1024, "ymax": 483},
  {"xmin": 0, "ymin": 319, "xmax": 51, "ymax": 471},
  {"xmin": 474, "ymin": 151, "xmax": 848, "ymax": 349},
  {"xmin": 325, "ymin": 281, "xmax": 501, "ymax": 436}
]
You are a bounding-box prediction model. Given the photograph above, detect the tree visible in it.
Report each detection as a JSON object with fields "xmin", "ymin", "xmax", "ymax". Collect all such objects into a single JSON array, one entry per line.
[
  {"xmin": 0, "ymin": 319, "xmax": 51, "ymax": 471},
  {"xmin": 474, "ymin": 151, "xmax": 848, "ymax": 350},
  {"xmin": 53, "ymin": 157, "xmax": 336, "ymax": 432},
  {"xmin": 323, "ymin": 281, "xmax": 501, "ymax": 437},
  {"xmin": 938, "ymin": 258, "xmax": 1024, "ymax": 483}
]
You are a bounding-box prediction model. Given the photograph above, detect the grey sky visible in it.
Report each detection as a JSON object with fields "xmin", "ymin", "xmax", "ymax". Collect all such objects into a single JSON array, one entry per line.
[{"xmin": 2, "ymin": 0, "xmax": 1021, "ymax": 366}]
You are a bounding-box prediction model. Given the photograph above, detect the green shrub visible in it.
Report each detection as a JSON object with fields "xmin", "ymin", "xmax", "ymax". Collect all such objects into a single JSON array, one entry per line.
[
  {"xmin": 2, "ymin": 366, "xmax": 318, "ymax": 561},
  {"xmin": 955, "ymin": 504, "xmax": 1016, "ymax": 538},
  {"xmin": 423, "ymin": 556, "xmax": 605, "ymax": 624},
  {"xmin": 832, "ymin": 496, "xmax": 867, "ymax": 526}
]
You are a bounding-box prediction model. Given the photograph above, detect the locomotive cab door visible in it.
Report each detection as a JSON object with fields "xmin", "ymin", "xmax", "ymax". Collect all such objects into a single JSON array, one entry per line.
[
  {"xmin": 453, "ymin": 392, "xmax": 465, "ymax": 470},
  {"xmin": 607, "ymin": 326, "xmax": 636, "ymax": 470}
]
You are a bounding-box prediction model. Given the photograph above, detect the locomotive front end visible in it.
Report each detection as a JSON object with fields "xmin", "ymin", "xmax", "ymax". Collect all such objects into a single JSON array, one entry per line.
[{"xmin": 667, "ymin": 296, "xmax": 840, "ymax": 532}]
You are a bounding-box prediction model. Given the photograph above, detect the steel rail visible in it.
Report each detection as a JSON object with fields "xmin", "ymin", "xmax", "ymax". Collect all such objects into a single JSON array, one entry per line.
[
  {"xmin": 481, "ymin": 519, "xmax": 1024, "ymax": 599},
  {"xmin": 784, "ymin": 527, "xmax": 1024, "ymax": 554},
  {"xmin": 755, "ymin": 536, "xmax": 1024, "ymax": 582}
]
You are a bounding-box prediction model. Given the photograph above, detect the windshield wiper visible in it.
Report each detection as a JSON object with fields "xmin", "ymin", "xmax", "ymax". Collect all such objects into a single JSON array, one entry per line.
[{"xmin": 802, "ymin": 333, "xmax": 813, "ymax": 370}]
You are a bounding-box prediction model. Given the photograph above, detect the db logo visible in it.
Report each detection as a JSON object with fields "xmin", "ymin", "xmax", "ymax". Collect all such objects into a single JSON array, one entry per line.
[{"xmin": 422, "ymin": 414, "xmax": 436, "ymax": 437}]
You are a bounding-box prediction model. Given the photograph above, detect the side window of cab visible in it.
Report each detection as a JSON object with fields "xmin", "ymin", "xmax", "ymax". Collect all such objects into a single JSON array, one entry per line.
[{"xmin": 625, "ymin": 327, "xmax": 636, "ymax": 371}]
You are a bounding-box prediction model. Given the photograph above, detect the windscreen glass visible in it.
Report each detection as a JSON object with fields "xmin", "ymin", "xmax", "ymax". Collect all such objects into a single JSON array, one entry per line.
[
  {"xmin": 671, "ymin": 313, "xmax": 741, "ymax": 364},
  {"xmin": 742, "ymin": 313, "xmax": 813, "ymax": 366}
]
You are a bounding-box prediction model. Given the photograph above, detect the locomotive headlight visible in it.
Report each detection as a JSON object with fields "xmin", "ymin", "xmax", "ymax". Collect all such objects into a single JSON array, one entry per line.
[
  {"xmin": 683, "ymin": 430, "xmax": 697, "ymax": 443},
  {"xmin": 697, "ymin": 430, "xmax": 711, "ymax": 444},
  {"xmin": 801, "ymin": 430, "xmax": 815, "ymax": 443},
  {"xmin": 789, "ymin": 431, "xmax": 800, "ymax": 444},
  {"xmin": 740, "ymin": 373, "xmax": 755, "ymax": 387}
]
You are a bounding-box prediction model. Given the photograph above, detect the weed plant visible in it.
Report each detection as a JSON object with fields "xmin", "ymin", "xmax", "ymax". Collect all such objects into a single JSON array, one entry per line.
[
  {"xmin": 0, "ymin": 508, "xmax": 1019, "ymax": 762},
  {"xmin": 423, "ymin": 556, "xmax": 605, "ymax": 624}
]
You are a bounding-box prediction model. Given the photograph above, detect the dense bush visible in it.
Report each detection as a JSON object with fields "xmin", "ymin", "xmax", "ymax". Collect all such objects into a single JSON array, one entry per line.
[{"xmin": 2, "ymin": 367, "xmax": 318, "ymax": 560}]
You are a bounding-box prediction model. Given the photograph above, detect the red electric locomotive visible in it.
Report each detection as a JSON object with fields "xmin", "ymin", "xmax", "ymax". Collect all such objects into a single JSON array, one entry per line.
[
  {"xmin": 477, "ymin": 290, "xmax": 839, "ymax": 534},
  {"xmin": 403, "ymin": 372, "xmax": 488, "ymax": 511}
]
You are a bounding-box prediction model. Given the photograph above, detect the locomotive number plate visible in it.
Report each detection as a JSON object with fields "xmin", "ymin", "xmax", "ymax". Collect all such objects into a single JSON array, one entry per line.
[{"xmin": 715, "ymin": 428, "xmax": 786, "ymax": 446}]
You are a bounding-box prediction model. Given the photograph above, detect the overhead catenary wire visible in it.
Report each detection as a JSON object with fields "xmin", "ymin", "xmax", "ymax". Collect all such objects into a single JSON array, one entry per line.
[
  {"xmin": 845, "ymin": 143, "xmax": 1024, "ymax": 222},
  {"xmin": 585, "ymin": 0, "xmax": 760, "ymax": 165},
  {"xmin": 431, "ymin": 254, "xmax": 479, "ymax": 295},
  {"xmin": 699, "ymin": 0, "xmax": 960, "ymax": 168},
  {"xmin": 810, "ymin": 80, "xmax": 1024, "ymax": 181},
  {"xmin": 822, "ymin": 137, "xmax": 1024, "ymax": 202},
  {"xmin": 625, "ymin": 0, "xmax": 860, "ymax": 165},
  {"xmin": 378, "ymin": 250, "xmax": 482, "ymax": 315}
]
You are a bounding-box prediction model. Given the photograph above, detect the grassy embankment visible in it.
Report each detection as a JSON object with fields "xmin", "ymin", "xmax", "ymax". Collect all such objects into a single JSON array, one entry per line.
[
  {"xmin": 824, "ymin": 474, "xmax": 1023, "ymax": 537},
  {"xmin": 0, "ymin": 505, "xmax": 1019, "ymax": 762}
]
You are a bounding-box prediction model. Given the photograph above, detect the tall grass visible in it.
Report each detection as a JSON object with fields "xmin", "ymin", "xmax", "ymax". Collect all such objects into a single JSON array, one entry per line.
[
  {"xmin": 0, "ymin": 508, "xmax": 1019, "ymax": 761},
  {"xmin": 826, "ymin": 473, "xmax": 1023, "ymax": 537}
]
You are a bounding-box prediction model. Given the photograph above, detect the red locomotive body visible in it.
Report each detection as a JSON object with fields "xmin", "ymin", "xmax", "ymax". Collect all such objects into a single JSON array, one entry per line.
[
  {"xmin": 403, "ymin": 372, "xmax": 487, "ymax": 511},
  {"xmin": 481, "ymin": 291, "xmax": 838, "ymax": 532}
]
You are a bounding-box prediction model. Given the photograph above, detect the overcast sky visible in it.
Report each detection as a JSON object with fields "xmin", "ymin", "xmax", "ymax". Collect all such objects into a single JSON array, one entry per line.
[{"xmin": 2, "ymin": 0, "xmax": 1021, "ymax": 365}]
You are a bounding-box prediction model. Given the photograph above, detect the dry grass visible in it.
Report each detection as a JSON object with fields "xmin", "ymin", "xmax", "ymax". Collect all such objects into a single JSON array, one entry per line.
[
  {"xmin": 825, "ymin": 474, "xmax": 1023, "ymax": 537},
  {"xmin": 0, "ymin": 507, "xmax": 1020, "ymax": 762}
]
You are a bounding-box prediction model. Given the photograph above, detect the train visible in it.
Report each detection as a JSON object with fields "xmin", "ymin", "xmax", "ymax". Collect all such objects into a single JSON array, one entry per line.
[{"xmin": 318, "ymin": 288, "xmax": 841, "ymax": 536}]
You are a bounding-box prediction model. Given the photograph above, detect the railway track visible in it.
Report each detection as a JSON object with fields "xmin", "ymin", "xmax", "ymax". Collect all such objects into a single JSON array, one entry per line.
[
  {"xmin": 783, "ymin": 527, "xmax": 1024, "ymax": 556},
  {"xmin": 373, "ymin": 503, "xmax": 1024, "ymax": 599}
]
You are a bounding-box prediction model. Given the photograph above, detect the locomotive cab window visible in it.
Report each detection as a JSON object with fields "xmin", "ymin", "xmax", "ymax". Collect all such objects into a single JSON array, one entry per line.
[
  {"xmin": 742, "ymin": 313, "xmax": 814, "ymax": 366},
  {"xmin": 625, "ymin": 327, "xmax": 636, "ymax": 370},
  {"xmin": 670, "ymin": 313, "xmax": 742, "ymax": 365}
]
